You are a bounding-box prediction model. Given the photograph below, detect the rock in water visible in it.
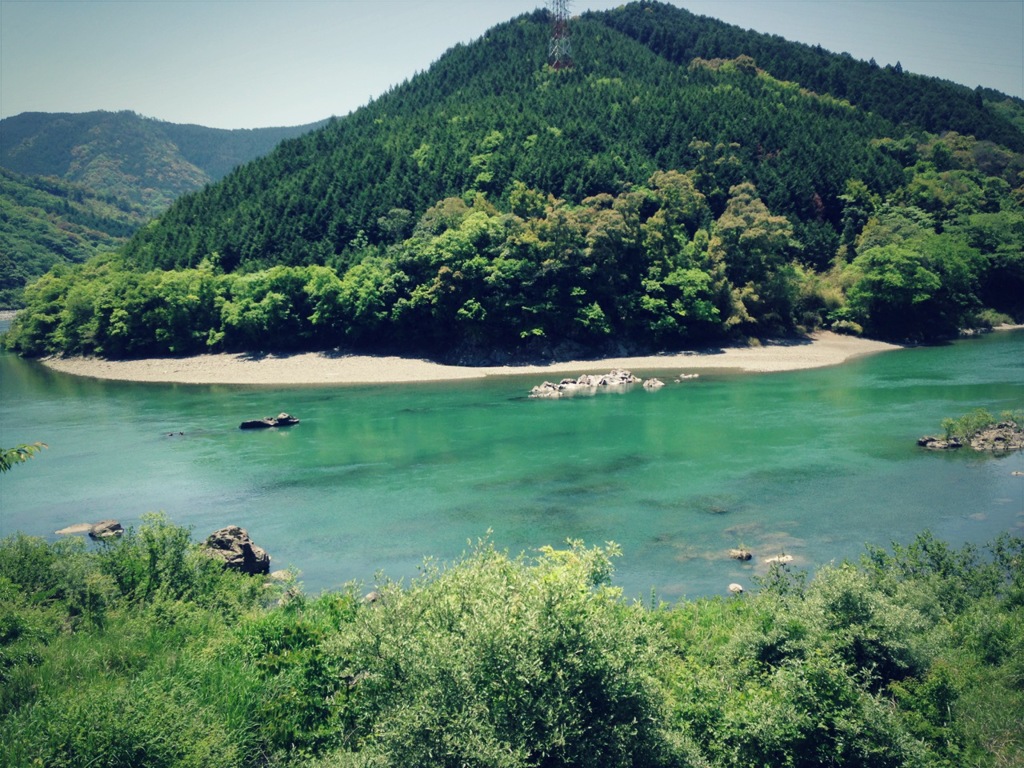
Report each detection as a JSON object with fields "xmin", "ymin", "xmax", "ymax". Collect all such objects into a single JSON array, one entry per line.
[
  {"xmin": 918, "ymin": 420, "xmax": 1023, "ymax": 452},
  {"xmin": 203, "ymin": 525, "xmax": 271, "ymax": 575},
  {"xmin": 917, "ymin": 435, "xmax": 963, "ymax": 450},
  {"xmin": 239, "ymin": 412, "xmax": 300, "ymax": 429},
  {"xmin": 88, "ymin": 520, "xmax": 124, "ymax": 539},
  {"xmin": 529, "ymin": 369, "xmax": 641, "ymax": 398}
]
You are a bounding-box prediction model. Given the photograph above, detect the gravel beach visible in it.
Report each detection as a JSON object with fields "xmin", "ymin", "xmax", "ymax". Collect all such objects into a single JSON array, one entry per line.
[{"xmin": 39, "ymin": 332, "xmax": 903, "ymax": 385}]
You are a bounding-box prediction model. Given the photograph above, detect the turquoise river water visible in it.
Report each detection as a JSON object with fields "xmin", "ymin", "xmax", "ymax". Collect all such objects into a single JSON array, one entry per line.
[{"xmin": 1, "ymin": 330, "xmax": 1022, "ymax": 600}]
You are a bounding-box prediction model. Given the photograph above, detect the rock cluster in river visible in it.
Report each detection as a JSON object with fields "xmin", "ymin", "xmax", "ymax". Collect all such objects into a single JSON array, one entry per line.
[
  {"xmin": 529, "ymin": 369, "xmax": 642, "ymax": 398},
  {"xmin": 918, "ymin": 420, "xmax": 1024, "ymax": 453}
]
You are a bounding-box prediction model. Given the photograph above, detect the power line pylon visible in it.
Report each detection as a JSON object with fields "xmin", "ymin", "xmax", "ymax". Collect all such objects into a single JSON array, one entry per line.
[{"xmin": 548, "ymin": 0, "xmax": 573, "ymax": 70}]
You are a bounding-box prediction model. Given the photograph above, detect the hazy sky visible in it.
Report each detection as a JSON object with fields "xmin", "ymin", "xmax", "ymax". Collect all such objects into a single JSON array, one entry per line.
[{"xmin": 1, "ymin": 1, "xmax": 1021, "ymax": 130}]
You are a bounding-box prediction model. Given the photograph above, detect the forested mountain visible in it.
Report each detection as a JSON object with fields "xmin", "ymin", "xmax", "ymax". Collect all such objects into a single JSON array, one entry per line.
[
  {"xmin": 8, "ymin": 1, "xmax": 1024, "ymax": 360},
  {"xmin": 600, "ymin": 2, "xmax": 1024, "ymax": 152},
  {"xmin": 0, "ymin": 168, "xmax": 149, "ymax": 307},
  {"xmin": 0, "ymin": 111, "xmax": 326, "ymax": 307},
  {"xmin": 0, "ymin": 111, "xmax": 327, "ymax": 214}
]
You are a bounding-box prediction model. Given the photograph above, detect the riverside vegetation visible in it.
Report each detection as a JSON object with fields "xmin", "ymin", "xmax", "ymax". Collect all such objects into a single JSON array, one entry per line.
[
  {"xmin": 0, "ymin": 513, "xmax": 1022, "ymax": 768},
  {"xmin": 5, "ymin": 3, "xmax": 1024, "ymax": 361}
]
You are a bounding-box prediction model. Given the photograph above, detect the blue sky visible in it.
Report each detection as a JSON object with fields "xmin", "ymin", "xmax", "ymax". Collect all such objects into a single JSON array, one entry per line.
[{"xmin": 1, "ymin": 0, "xmax": 1021, "ymax": 129}]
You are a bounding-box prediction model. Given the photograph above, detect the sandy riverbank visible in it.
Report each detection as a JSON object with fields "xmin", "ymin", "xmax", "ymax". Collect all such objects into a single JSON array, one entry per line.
[{"xmin": 39, "ymin": 332, "xmax": 903, "ymax": 386}]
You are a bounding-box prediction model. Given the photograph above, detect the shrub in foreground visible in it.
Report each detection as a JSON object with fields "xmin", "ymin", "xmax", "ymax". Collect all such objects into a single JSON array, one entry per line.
[{"xmin": 2, "ymin": 521, "xmax": 1023, "ymax": 767}]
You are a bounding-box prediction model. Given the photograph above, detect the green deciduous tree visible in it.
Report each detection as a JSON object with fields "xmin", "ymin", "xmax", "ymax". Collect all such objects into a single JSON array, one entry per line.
[
  {"xmin": 710, "ymin": 182, "xmax": 799, "ymax": 333},
  {"xmin": 844, "ymin": 233, "xmax": 983, "ymax": 339},
  {"xmin": 329, "ymin": 540, "xmax": 686, "ymax": 767}
]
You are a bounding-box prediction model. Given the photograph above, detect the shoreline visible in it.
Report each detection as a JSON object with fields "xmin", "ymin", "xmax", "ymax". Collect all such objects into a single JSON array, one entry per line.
[{"xmin": 39, "ymin": 331, "xmax": 904, "ymax": 386}]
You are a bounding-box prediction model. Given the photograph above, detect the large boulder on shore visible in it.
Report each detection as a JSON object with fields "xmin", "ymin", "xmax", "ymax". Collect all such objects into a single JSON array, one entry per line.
[{"xmin": 202, "ymin": 525, "xmax": 271, "ymax": 575}]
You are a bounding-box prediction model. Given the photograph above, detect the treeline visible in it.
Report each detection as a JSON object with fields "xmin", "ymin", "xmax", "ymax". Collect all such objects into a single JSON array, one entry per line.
[
  {"xmin": 1, "ymin": 515, "xmax": 1022, "ymax": 767},
  {"xmin": 0, "ymin": 111, "xmax": 327, "ymax": 309},
  {"xmin": 7, "ymin": 125, "xmax": 1024, "ymax": 359},
  {"xmin": 7, "ymin": 6, "xmax": 1024, "ymax": 354}
]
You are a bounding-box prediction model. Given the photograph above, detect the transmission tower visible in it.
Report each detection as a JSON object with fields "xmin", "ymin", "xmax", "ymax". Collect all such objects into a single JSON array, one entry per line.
[{"xmin": 548, "ymin": 0, "xmax": 573, "ymax": 70}]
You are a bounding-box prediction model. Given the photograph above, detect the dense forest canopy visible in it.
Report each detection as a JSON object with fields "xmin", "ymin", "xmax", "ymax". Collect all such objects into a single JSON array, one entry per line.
[{"xmin": 6, "ymin": 2, "xmax": 1024, "ymax": 359}]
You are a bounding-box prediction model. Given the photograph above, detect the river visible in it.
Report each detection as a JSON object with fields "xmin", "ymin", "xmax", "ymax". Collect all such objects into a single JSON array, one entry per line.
[{"xmin": 1, "ymin": 330, "xmax": 1021, "ymax": 600}]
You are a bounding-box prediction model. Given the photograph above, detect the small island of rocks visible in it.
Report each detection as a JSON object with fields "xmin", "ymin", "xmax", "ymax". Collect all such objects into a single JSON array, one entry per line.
[
  {"xmin": 529, "ymin": 369, "xmax": 642, "ymax": 398},
  {"xmin": 918, "ymin": 412, "xmax": 1023, "ymax": 453},
  {"xmin": 528, "ymin": 369, "xmax": 701, "ymax": 398}
]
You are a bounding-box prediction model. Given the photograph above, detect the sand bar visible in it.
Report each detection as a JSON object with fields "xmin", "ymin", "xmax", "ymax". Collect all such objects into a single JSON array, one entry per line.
[{"xmin": 39, "ymin": 332, "xmax": 902, "ymax": 386}]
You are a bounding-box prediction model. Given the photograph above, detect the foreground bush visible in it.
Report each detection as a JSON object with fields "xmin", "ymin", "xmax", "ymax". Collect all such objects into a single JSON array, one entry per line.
[
  {"xmin": 322, "ymin": 540, "xmax": 689, "ymax": 767},
  {"xmin": 1, "ymin": 520, "xmax": 1022, "ymax": 767}
]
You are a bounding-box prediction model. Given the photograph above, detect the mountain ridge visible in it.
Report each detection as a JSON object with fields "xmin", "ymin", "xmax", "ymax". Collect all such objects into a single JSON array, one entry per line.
[{"xmin": 0, "ymin": 110, "xmax": 328, "ymax": 214}]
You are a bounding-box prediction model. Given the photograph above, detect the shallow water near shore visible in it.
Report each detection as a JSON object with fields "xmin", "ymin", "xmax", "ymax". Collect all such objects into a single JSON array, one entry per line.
[{"xmin": 1, "ymin": 330, "xmax": 1022, "ymax": 600}]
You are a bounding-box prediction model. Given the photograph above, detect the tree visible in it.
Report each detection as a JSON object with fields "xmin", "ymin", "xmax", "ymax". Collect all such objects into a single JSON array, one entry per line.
[
  {"xmin": 844, "ymin": 233, "xmax": 983, "ymax": 339},
  {"xmin": 710, "ymin": 182, "xmax": 799, "ymax": 332},
  {"xmin": 330, "ymin": 540, "xmax": 687, "ymax": 767}
]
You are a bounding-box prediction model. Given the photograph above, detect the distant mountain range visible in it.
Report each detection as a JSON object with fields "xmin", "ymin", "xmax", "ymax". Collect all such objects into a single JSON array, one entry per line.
[
  {"xmin": 4, "ymin": 1, "xmax": 1023, "ymax": 356},
  {"xmin": 0, "ymin": 111, "xmax": 326, "ymax": 306},
  {"xmin": 1, "ymin": 111, "xmax": 326, "ymax": 213}
]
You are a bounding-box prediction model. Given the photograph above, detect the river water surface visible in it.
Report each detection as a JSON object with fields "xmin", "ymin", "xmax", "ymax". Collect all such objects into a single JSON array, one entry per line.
[{"xmin": 1, "ymin": 330, "xmax": 1022, "ymax": 600}]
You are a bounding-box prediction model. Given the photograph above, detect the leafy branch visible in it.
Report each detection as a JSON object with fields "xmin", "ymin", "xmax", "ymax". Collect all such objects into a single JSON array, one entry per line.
[{"xmin": 0, "ymin": 442, "xmax": 47, "ymax": 473}]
